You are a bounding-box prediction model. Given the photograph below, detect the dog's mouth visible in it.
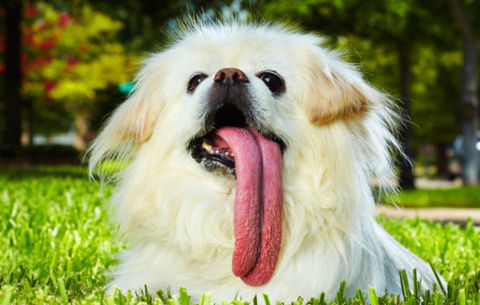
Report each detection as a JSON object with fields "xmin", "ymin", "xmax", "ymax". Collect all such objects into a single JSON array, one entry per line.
[
  {"xmin": 187, "ymin": 104, "xmax": 285, "ymax": 287},
  {"xmin": 188, "ymin": 104, "xmax": 285, "ymax": 176}
]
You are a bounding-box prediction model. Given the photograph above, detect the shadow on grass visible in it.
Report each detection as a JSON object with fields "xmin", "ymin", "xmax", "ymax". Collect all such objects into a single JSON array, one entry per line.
[{"xmin": 0, "ymin": 165, "xmax": 89, "ymax": 181}]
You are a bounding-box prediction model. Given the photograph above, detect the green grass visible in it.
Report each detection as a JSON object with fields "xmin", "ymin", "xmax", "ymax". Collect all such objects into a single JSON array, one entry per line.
[
  {"xmin": 1, "ymin": 166, "xmax": 479, "ymax": 304},
  {"xmin": 383, "ymin": 186, "xmax": 480, "ymax": 207}
]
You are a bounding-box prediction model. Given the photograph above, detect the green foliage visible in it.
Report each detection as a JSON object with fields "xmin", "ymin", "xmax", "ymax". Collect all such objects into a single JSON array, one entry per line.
[
  {"xmin": 410, "ymin": 47, "xmax": 461, "ymax": 144},
  {"xmin": 20, "ymin": 3, "xmax": 132, "ymax": 105},
  {"xmin": 0, "ymin": 166, "xmax": 479, "ymax": 303},
  {"xmin": 0, "ymin": 3, "xmax": 136, "ymax": 135},
  {"xmin": 383, "ymin": 186, "xmax": 480, "ymax": 207},
  {"xmin": 86, "ymin": 0, "xmax": 240, "ymax": 53}
]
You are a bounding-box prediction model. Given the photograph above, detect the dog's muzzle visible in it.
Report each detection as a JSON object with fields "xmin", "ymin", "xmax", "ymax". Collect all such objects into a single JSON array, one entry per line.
[{"xmin": 189, "ymin": 67, "xmax": 284, "ymax": 175}]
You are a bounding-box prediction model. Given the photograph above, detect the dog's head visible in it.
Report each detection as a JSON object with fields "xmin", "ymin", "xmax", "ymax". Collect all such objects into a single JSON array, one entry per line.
[{"xmin": 89, "ymin": 22, "xmax": 399, "ymax": 287}]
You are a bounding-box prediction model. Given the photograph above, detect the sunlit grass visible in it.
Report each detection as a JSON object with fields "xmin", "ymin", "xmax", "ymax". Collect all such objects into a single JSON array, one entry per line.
[
  {"xmin": 383, "ymin": 186, "xmax": 480, "ymax": 207},
  {"xmin": 0, "ymin": 166, "xmax": 479, "ymax": 304}
]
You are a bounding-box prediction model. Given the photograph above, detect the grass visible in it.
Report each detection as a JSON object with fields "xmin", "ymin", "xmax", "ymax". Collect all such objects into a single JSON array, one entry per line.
[
  {"xmin": 383, "ymin": 186, "xmax": 480, "ymax": 208},
  {"xmin": 1, "ymin": 166, "xmax": 479, "ymax": 304}
]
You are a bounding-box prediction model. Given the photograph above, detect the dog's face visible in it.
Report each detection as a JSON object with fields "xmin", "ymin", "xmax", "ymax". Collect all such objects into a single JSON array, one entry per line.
[{"xmin": 89, "ymin": 23, "xmax": 396, "ymax": 290}]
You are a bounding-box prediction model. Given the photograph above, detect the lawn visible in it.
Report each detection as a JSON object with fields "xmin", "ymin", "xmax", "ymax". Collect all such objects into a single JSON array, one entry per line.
[
  {"xmin": 1, "ymin": 166, "xmax": 479, "ymax": 304},
  {"xmin": 383, "ymin": 186, "xmax": 480, "ymax": 208}
]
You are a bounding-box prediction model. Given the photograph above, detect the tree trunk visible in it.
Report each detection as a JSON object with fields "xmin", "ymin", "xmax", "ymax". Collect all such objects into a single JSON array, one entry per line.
[
  {"xmin": 397, "ymin": 43, "xmax": 415, "ymax": 189},
  {"xmin": 74, "ymin": 115, "xmax": 95, "ymax": 151},
  {"xmin": 27, "ymin": 98, "xmax": 34, "ymax": 146},
  {"xmin": 4, "ymin": 0, "xmax": 23, "ymax": 146},
  {"xmin": 448, "ymin": 0, "xmax": 479, "ymax": 185},
  {"xmin": 436, "ymin": 143, "xmax": 448, "ymax": 176}
]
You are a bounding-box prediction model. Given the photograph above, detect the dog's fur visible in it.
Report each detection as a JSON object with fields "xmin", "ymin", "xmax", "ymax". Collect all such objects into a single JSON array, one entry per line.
[{"xmin": 89, "ymin": 22, "xmax": 441, "ymax": 301}]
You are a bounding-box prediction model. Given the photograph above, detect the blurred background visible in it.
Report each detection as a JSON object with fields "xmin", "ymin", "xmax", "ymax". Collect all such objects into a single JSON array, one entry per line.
[{"xmin": 1, "ymin": 0, "xmax": 479, "ymax": 189}]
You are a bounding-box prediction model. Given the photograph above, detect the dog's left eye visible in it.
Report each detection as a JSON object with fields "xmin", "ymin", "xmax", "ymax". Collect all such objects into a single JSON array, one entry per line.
[
  {"xmin": 257, "ymin": 71, "xmax": 285, "ymax": 95},
  {"xmin": 188, "ymin": 73, "xmax": 208, "ymax": 94}
]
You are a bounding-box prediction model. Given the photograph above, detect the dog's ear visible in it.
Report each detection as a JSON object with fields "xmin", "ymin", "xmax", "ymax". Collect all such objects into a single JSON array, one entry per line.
[
  {"xmin": 87, "ymin": 57, "xmax": 165, "ymax": 175},
  {"xmin": 99, "ymin": 89, "xmax": 158, "ymax": 145},
  {"xmin": 303, "ymin": 47, "xmax": 378, "ymax": 125},
  {"xmin": 86, "ymin": 87, "xmax": 161, "ymax": 175}
]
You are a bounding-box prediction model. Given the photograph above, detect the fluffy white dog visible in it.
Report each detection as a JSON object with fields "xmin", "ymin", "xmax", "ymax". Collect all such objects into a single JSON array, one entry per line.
[{"xmin": 89, "ymin": 22, "xmax": 441, "ymax": 301}]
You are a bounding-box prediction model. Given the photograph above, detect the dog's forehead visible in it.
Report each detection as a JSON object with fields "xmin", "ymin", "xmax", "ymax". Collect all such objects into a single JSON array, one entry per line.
[{"xmin": 170, "ymin": 25, "xmax": 318, "ymax": 74}]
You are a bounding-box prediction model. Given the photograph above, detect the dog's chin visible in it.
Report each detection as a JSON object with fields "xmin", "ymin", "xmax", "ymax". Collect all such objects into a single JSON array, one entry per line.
[{"xmin": 187, "ymin": 103, "xmax": 286, "ymax": 177}]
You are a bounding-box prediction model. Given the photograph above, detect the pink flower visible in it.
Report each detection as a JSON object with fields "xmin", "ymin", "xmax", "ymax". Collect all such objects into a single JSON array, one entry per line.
[
  {"xmin": 58, "ymin": 13, "xmax": 71, "ymax": 28},
  {"xmin": 25, "ymin": 6, "xmax": 38, "ymax": 17},
  {"xmin": 38, "ymin": 39, "xmax": 56, "ymax": 49},
  {"xmin": 44, "ymin": 81, "xmax": 55, "ymax": 91},
  {"xmin": 36, "ymin": 57, "xmax": 49, "ymax": 67}
]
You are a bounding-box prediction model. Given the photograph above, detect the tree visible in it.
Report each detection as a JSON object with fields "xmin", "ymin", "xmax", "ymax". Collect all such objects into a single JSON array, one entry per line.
[
  {"xmin": 86, "ymin": 0, "xmax": 233, "ymax": 53},
  {"xmin": 4, "ymin": 0, "xmax": 22, "ymax": 146},
  {"xmin": 1, "ymin": 3, "xmax": 133, "ymax": 148},
  {"xmin": 2, "ymin": 0, "xmax": 232, "ymax": 148},
  {"xmin": 409, "ymin": 47, "xmax": 461, "ymax": 176},
  {"xmin": 448, "ymin": 0, "xmax": 479, "ymax": 185}
]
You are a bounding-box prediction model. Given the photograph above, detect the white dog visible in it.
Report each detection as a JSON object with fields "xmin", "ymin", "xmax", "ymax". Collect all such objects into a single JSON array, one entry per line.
[{"xmin": 89, "ymin": 22, "xmax": 441, "ymax": 302}]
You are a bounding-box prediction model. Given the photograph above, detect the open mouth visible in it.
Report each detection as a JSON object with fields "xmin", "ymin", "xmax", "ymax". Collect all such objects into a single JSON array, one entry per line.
[
  {"xmin": 187, "ymin": 103, "xmax": 286, "ymax": 287},
  {"xmin": 188, "ymin": 104, "xmax": 285, "ymax": 176}
]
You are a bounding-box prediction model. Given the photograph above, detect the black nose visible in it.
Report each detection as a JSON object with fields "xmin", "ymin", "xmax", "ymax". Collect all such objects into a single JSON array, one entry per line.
[{"xmin": 214, "ymin": 68, "xmax": 249, "ymax": 85}]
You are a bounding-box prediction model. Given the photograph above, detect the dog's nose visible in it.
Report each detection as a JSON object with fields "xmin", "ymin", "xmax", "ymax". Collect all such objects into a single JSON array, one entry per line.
[{"xmin": 214, "ymin": 68, "xmax": 248, "ymax": 85}]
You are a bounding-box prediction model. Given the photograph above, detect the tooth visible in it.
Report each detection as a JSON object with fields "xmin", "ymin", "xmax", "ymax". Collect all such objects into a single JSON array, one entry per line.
[{"xmin": 202, "ymin": 142, "xmax": 213, "ymax": 153}]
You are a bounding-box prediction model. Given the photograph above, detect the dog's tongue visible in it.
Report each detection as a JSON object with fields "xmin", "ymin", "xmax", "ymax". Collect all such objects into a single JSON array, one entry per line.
[{"xmin": 216, "ymin": 127, "xmax": 283, "ymax": 286}]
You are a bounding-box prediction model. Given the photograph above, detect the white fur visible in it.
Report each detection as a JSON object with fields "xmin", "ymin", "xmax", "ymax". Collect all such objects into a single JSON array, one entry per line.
[{"xmin": 88, "ymin": 22, "xmax": 442, "ymax": 302}]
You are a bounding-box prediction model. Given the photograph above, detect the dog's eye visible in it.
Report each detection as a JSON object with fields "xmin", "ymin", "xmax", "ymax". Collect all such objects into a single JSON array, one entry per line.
[
  {"xmin": 257, "ymin": 71, "xmax": 285, "ymax": 95},
  {"xmin": 188, "ymin": 73, "xmax": 208, "ymax": 94}
]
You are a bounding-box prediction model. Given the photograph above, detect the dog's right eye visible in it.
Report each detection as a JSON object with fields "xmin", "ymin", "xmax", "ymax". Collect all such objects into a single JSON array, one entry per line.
[{"xmin": 188, "ymin": 73, "xmax": 208, "ymax": 94}]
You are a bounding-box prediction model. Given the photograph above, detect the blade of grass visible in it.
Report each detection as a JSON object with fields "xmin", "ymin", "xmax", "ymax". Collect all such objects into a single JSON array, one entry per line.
[
  {"xmin": 368, "ymin": 287, "xmax": 379, "ymax": 305},
  {"xmin": 263, "ymin": 294, "xmax": 271, "ymax": 305},
  {"xmin": 429, "ymin": 262, "xmax": 446, "ymax": 295},
  {"xmin": 356, "ymin": 289, "xmax": 365, "ymax": 305},
  {"xmin": 433, "ymin": 292, "xmax": 443, "ymax": 305},
  {"xmin": 458, "ymin": 289, "xmax": 466, "ymax": 305},
  {"xmin": 179, "ymin": 287, "xmax": 190, "ymax": 305},
  {"xmin": 0, "ymin": 286, "xmax": 13, "ymax": 305},
  {"xmin": 57, "ymin": 278, "xmax": 68, "ymax": 304}
]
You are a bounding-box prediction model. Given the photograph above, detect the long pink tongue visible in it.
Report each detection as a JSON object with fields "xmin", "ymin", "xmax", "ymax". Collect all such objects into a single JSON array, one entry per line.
[{"xmin": 216, "ymin": 127, "xmax": 283, "ymax": 286}]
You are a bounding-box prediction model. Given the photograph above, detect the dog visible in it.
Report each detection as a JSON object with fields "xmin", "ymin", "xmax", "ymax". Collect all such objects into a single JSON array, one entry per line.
[{"xmin": 88, "ymin": 22, "xmax": 442, "ymax": 302}]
